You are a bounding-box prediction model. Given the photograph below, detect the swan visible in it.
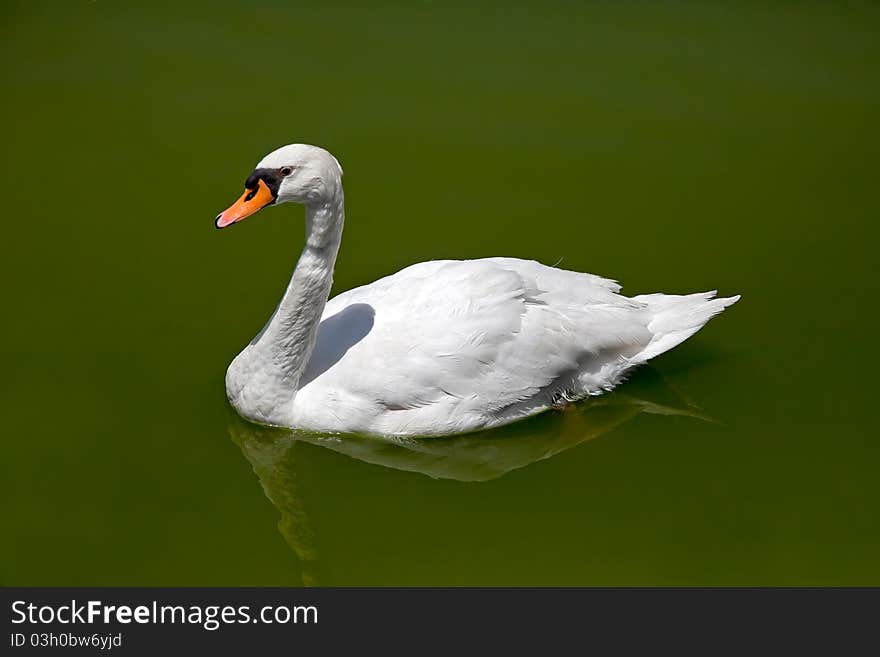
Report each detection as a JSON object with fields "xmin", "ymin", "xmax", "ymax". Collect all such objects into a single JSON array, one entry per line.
[{"xmin": 215, "ymin": 144, "xmax": 739, "ymax": 437}]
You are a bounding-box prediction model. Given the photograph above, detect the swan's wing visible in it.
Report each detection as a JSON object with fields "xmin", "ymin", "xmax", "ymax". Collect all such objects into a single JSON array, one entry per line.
[
  {"xmin": 307, "ymin": 259, "xmax": 652, "ymax": 432},
  {"xmin": 484, "ymin": 256, "xmax": 623, "ymax": 295}
]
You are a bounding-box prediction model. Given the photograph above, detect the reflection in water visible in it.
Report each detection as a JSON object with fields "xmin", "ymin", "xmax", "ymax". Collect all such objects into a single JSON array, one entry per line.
[{"xmin": 228, "ymin": 368, "xmax": 706, "ymax": 584}]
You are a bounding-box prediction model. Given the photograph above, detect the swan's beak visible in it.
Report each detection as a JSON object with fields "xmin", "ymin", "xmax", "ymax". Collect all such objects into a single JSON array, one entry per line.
[{"xmin": 215, "ymin": 179, "xmax": 275, "ymax": 229}]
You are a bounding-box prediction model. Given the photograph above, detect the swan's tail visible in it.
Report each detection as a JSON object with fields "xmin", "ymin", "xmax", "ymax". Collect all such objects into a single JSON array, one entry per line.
[{"xmin": 632, "ymin": 291, "xmax": 740, "ymax": 362}]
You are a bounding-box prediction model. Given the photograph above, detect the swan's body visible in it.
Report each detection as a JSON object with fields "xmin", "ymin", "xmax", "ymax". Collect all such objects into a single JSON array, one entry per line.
[{"xmin": 217, "ymin": 144, "xmax": 739, "ymax": 437}]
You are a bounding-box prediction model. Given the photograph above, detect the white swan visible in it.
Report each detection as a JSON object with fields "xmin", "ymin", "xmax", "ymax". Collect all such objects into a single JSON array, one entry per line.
[{"xmin": 216, "ymin": 144, "xmax": 739, "ymax": 437}]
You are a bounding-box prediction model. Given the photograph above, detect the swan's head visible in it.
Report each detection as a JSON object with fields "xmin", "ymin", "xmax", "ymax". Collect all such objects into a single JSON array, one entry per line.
[{"xmin": 215, "ymin": 144, "xmax": 343, "ymax": 229}]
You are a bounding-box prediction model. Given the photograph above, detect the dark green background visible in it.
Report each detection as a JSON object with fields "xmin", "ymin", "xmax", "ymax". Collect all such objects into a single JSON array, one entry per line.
[{"xmin": 2, "ymin": 1, "xmax": 878, "ymax": 585}]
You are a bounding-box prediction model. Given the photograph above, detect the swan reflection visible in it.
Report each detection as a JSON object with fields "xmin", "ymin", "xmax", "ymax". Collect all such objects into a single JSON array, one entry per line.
[{"xmin": 228, "ymin": 369, "xmax": 705, "ymax": 584}]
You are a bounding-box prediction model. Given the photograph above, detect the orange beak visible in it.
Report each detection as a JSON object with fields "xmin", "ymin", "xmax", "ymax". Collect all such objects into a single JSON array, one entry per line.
[{"xmin": 215, "ymin": 179, "xmax": 275, "ymax": 229}]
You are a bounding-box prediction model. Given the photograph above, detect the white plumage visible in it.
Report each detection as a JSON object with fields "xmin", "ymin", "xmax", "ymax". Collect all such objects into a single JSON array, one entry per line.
[{"xmin": 216, "ymin": 144, "xmax": 739, "ymax": 437}]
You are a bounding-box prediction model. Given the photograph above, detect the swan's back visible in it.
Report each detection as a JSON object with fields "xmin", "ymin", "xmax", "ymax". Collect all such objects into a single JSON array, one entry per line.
[{"xmin": 291, "ymin": 258, "xmax": 738, "ymax": 436}]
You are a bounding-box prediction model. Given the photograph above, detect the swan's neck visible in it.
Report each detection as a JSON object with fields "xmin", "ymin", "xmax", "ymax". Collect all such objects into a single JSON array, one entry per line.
[{"xmin": 248, "ymin": 189, "xmax": 344, "ymax": 423}]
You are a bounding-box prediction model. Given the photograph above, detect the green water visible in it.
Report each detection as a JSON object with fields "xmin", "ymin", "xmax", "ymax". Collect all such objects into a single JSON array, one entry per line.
[{"xmin": 3, "ymin": 1, "xmax": 879, "ymax": 585}]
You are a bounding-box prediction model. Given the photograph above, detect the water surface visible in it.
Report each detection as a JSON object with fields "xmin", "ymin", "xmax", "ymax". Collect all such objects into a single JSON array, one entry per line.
[{"xmin": 2, "ymin": 1, "xmax": 879, "ymax": 585}]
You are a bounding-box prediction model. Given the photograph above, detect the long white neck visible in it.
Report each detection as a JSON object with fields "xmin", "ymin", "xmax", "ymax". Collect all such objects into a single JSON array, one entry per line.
[{"xmin": 242, "ymin": 186, "xmax": 344, "ymax": 424}]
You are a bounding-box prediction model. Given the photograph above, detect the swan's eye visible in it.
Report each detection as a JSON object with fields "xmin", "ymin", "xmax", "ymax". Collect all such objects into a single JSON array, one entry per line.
[{"xmin": 280, "ymin": 166, "xmax": 294, "ymax": 176}]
